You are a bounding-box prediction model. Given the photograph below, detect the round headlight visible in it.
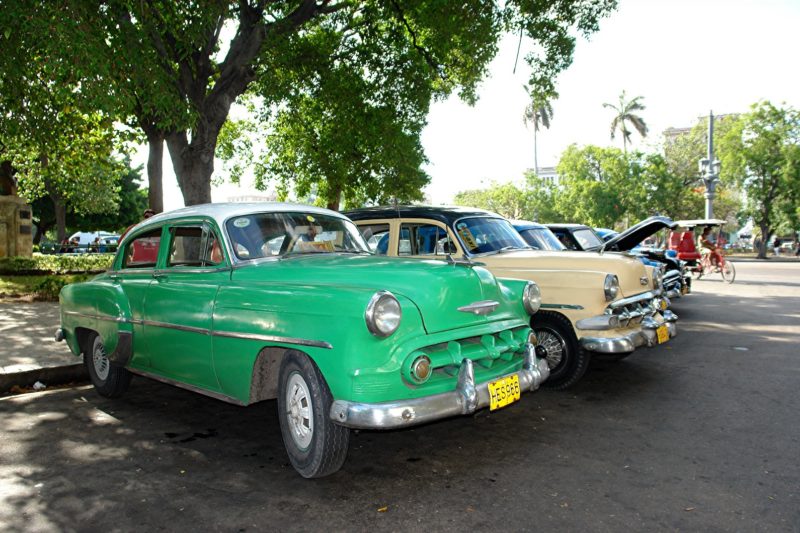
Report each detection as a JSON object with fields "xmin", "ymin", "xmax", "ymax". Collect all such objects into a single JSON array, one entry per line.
[
  {"xmin": 604, "ymin": 274, "xmax": 619, "ymax": 302},
  {"xmin": 365, "ymin": 291, "xmax": 402, "ymax": 337},
  {"xmin": 522, "ymin": 281, "xmax": 541, "ymax": 315},
  {"xmin": 653, "ymin": 268, "xmax": 664, "ymax": 290}
]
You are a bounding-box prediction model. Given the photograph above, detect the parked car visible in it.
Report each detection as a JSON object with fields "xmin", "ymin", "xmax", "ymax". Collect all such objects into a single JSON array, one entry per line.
[
  {"xmin": 56, "ymin": 203, "xmax": 549, "ymax": 478},
  {"xmin": 509, "ymin": 220, "xmax": 566, "ymax": 251},
  {"xmin": 345, "ymin": 206, "xmax": 677, "ymax": 390},
  {"xmin": 546, "ymin": 223, "xmax": 605, "ymax": 252},
  {"xmin": 597, "ymin": 217, "xmax": 689, "ymax": 299}
]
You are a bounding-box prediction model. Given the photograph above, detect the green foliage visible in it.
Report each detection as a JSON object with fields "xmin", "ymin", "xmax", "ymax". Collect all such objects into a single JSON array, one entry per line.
[
  {"xmin": 0, "ymin": 274, "xmax": 93, "ymax": 301},
  {"xmin": 454, "ymin": 182, "xmax": 529, "ymax": 219},
  {"xmin": 0, "ymin": 254, "xmax": 113, "ymax": 275},
  {"xmin": 554, "ymin": 145, "xmax": 635, "ymax": 227},
  {"xmin": 1, "ymin": 0, "xmax": 618, "ymax": 210},
  {"xmin": 603, "ymin": 91, "xmax": 648, "ymax": 152},
  {"xmin": 718, "ymin": 101, "xmax": 800, "ymax": 257}
]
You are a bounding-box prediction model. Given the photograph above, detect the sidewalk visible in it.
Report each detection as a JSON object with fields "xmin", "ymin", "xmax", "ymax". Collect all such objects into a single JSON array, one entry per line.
[{"xmin": 0, "ymin": 302, "xmax": 86, "ymax": 393}]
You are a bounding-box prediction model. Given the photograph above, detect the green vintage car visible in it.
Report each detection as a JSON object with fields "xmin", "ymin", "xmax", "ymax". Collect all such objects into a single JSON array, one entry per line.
[{"xmin": 56, "ymin": 203, "xmax": 549, "ymax": 478}]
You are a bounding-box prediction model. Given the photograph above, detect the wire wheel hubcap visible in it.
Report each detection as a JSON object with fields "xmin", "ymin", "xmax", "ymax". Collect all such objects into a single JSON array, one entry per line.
[
  {"xmin": 286, "ymin": 373, "xmax": 314, "ymax": 450},
  {"xmin": 92, "ymin": 339, "xmax": 110, "ymax": 381},
  {"xmin": 537, "ymin": 329, "xmax": 566, "ymax": 370}
]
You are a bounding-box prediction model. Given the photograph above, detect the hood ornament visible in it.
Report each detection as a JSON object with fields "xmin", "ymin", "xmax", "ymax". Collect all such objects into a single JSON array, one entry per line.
[{"xmin": 458, "ymin": 300, "xmax": 500, "ymax": 315}]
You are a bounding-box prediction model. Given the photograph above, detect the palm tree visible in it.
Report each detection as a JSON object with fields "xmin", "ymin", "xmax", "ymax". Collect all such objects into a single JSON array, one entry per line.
[
  {"xmin": 523, "ymin": 94, "xmax": 554, "ymax": 176},
  {"xmin": 603, "ymin": 90, "xmax": 648, "ymax": 153}
]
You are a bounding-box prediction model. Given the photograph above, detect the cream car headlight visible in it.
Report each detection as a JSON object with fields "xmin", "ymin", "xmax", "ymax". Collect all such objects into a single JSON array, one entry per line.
[
  {"xmin": 653, "ymin": 268, "xmax": 664, "ymax": 290},
  {"xmin": 522, "ymin": 281, "xmax": 541, "ymax": 315},
  {"xmin": 365, "ymin": 291, "xmax": 402, "ymax": 337},
  {"xmin": 604, "ymin": 274, "xmax": 619, "ymax": 302}
]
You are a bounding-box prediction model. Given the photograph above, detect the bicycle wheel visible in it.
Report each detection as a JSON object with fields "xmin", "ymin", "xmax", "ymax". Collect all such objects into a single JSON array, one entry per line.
[{"xmin": 721, "ymin": 261, "xmax": 736, "ymax": 283}]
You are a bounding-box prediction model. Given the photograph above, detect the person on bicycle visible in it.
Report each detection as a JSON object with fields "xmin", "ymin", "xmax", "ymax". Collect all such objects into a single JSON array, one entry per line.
[{"xmin": 698, "ymin": 226, "xmax": 721, "ymax": 270}]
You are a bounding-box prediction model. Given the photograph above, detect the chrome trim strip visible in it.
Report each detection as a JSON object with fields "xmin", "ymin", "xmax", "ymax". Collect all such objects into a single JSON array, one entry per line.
[
  {"xmin": 127, "ymin": 368, "xmax": 246, "ymax": 406},
  {"xmin": 64, "ymin": 312, "xmax": 332, "ymax": 350},
  {"xmin": 329, "ymin": 343, "xmax": 549, "ymax": 429},
  {"xmin": 211, "ymin": 330, "xmax": 333, "ymax": 350},
  {"xmin": 576, "ymin": 315, "xmax": 618, "ymax": 331},
  {"xmin": 142, "ymin": 319, "xmax": 210, "ymax": 335},
  {"xmin": 62, "ymin": 311, "xmax": 128, "ymax": 323},
  {"xmin": 457, "ymin": 300, "xmax": 500, "ymax": 315},
  {"xmin": 540, "ymin": 303, "xmax": 584, "ymax": 310}
]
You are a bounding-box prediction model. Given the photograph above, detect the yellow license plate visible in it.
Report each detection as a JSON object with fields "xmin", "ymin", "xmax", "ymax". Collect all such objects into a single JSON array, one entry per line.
[
  {"xmin": 488, "ymin": 375, "xmax": 521, "ymax": 411},
  {"xmin": 656, "ymin": 325, "xmax": 669, "ymax": 344},
  {"xmin": 681, "ymin": 285, "xmax": 688, "ymax": 295},
  {"xmin": 660, "ymin": 299, "xmax": 668, "ymax": 310}
]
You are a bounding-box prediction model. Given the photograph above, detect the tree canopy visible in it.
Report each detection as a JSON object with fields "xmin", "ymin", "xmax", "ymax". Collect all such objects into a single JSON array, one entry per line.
[
  {"xmin": 1, "ymin": 0, "xmax": 619, "ymax": 211},
  {"xmin": 718, "ymin": 101, "xmax": 800, "ymax": 257}
]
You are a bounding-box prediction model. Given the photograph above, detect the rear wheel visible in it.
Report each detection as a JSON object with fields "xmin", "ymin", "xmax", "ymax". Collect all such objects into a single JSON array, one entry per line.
[
  {"xmin": 721, "ymin": 260, "xmax": 736, "ymax": 283},
  {"xmin": 278, "ymin": 351, "xmax": 350, "ymax": 478},
  {"xmin": 84, "ymin": 332, "xmax": 132, "ymax": 398},
  {"xmin": 533, "ymin": 312, "xmax": 590, "ymax": 390}
]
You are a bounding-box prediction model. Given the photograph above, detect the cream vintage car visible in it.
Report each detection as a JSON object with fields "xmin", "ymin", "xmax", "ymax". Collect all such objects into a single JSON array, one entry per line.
[{"xmin": 345, "ymin": 206, "xmax": 678, "ymax": 389}]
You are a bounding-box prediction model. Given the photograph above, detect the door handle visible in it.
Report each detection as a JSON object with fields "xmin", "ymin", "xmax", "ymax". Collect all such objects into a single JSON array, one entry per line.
[{"xmin": 153, "ymin": 272, "xmax": 168, "ymax": 280}]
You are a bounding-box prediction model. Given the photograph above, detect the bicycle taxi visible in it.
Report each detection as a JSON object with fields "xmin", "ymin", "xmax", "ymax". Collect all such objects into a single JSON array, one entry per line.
[{"xmin": 668, "ymin": 219, "xmax": 736, "ymax": 283}]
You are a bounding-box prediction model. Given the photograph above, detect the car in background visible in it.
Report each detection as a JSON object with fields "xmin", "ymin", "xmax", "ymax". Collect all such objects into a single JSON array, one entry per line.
[
  {"xmin": 509, "ymin": 221, "xmax": 566, "ymax": 251},
  {"xmin": 345, "ymin": 206, "xmax": 677, "ymax": 390},
  {"xmin": 57, "ymin": 202, "xmax": 549, "ymax": 478},
  {"xmin": 598, "ymin": 217, "xmax": 689, "ymax": 299},
  {"xmin": 546, "ymin": 223, "xmax": 605, "ymax": 252}
]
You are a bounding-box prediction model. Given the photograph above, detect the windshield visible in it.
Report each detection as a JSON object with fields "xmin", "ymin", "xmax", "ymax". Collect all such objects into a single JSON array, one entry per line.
[
  {"xmin": 573, "ymin": 229, "xmax": 603, "ymax": 251},
  {"xmin": 453, "ymin": 217, "xmax": 529, "ymax": 255},
  {"xmin": 225, "ymin": 211, "xmax": 369, "ymax": 260},
  {"xmin": 517, "ymin": 228, "xmax": 566, "ymax": 251}
]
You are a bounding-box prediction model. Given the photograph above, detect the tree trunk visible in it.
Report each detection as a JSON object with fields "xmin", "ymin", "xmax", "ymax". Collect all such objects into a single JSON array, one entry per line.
[
  {"xmin": 50, "ymin": 194, "xmax": 67, "ymax": 243},
  {"xmin": 533, "ymin": 127, "xmax": 539, "ymax": 176},
  {"xmin": 326, "ymin": 184, "xmax": 342, "ymax": 212},
  {"xmin": 146, "ymin": 130, "xmax": 165, "ymax": 213},
  {"xmin": 758, "ymin": 223, "xmax": 770, "ymax": 259},
  {"xmin": 166, "ymin": 130, "xmax": 215, "ymax": 206}
]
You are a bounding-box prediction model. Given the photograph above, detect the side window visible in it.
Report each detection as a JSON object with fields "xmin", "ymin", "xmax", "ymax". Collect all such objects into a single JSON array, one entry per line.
[
  {"xmin": 357, "ymin": 223, "xmax": 390, "ymax": 254},
  {"xmin": 168, "ymin": 225, "xmax": 224, "ymax": 268},
  {"xmin": 123, "ymin": 229, "xmax": 162, "ymax": 269},
  {"xmin": 399, "ymin": 223, "xmax": 453, "ymax": 256}
]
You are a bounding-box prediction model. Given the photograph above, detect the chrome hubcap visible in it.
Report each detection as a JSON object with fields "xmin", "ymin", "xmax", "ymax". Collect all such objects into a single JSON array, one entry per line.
[
  {"xmin": 537, "ymin": 329, "xmax": 565, "ymax": 370},
  {"xmin": 286, "ymin": 373, "xmax": 313, "ymax": 450},
  {"xmin": 92, "ymin": 339, "xmax": 110, "ymax": 381}
]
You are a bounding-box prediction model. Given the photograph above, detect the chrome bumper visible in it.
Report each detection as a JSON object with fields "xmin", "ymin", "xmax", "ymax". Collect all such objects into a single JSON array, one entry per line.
[
  {"xmin": 579, "ymin": 311, "xmax": 678, "ymax": 354},
  {"xmin": 329, "ymin": 343, "xmax": 549, "ymax": 430}
]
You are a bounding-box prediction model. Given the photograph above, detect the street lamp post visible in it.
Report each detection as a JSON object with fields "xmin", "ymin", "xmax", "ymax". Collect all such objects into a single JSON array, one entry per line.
[{"xmin": 698, "ymin": 111, "xmax": 721, "ymax": 219}]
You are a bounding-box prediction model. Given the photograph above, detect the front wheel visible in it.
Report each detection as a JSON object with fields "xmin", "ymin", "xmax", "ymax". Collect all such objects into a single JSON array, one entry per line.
[
  {"xmin": 84, "ymin": 332, "xmax": 132, "ymax": 398},
  {"xmin": 721, "ymin": 260, "xmax": 736, "ymax": 283},
  {"xmin": 278, "ymin": 351, "xmax": 350, "ymax": 478},
  {"xmin": 533, "ymin": 312, "xmax": 590, "ymax": 390}
]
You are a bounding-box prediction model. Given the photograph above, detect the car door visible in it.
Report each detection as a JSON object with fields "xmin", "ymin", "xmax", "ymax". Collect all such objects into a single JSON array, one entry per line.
[
  {"xmin": 113, "ymin": 226, "xmax": 165, "ymax": 369},
  {"xmin": 143, "ymin": 221, "xmax": 228, "ymax": 392}
]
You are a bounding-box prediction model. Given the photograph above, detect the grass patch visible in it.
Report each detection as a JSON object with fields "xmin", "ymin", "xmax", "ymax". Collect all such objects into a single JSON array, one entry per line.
[{"xmin": 0, "ymin": 274, "xmax": 94, "ymax": 301}]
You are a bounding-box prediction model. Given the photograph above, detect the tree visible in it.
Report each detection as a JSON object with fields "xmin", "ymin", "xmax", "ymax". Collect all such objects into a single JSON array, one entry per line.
[
  {"xmin": 718, "ymin": 101, "xmax": 800, "ymax": 258},
  {"xmin": 603, "ymin": 90, "xmax": 648, "ymax": 153},
  {"xmin": 2, "ymin": 1, "xmax": 618, "ymax": 211},
  {"xmin": 554, "ymin": 144, "xmax": 638, "ymax": 227},
  {"xmin": 523, "ymin": 92, "xmax": 555, "ymax": 175},
  {"xmin": 453, "ymin": 182, "xmax": 530, "ymax": 220}
]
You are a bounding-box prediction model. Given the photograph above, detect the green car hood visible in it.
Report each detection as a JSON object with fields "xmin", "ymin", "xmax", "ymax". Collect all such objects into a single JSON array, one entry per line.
[{"xmin": 230, "ymin": 254, "xmax": 521, "ymax": 334}]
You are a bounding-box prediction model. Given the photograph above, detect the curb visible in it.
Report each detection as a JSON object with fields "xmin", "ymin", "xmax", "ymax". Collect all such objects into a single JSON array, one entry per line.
[{"xmin": 0, "ymin": 363, "xmax": 88, "ymax": 395}]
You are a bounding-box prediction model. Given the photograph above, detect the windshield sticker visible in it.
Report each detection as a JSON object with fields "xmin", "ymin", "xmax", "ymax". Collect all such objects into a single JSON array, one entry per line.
[
  {"xmin": 457, "ymin": 226, "xmax": 478, "ymax": 250},
  {"xmin": 232, "ymin": 217, "xmax": 251, "ymax": 228},
  {"xmin": 306, "ymin": 215, "xmax": 316, "ymax": 222}
]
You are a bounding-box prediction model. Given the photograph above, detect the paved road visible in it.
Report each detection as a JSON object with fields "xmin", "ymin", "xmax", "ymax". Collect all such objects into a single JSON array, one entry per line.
[{"xmin": 1, "ymin": 262, "xmax": 798, "ymax": 531}]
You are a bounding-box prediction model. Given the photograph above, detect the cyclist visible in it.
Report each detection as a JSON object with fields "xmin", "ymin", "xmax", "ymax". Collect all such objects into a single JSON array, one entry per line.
[{"xmin": 698, "ymin": 226, "xmax": 722, "ymax": 271}]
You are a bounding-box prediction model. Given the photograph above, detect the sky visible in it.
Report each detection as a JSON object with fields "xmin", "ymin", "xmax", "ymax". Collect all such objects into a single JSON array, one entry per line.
[{"xmin": 142, "ymin": 0, "xmax": 800, "ymax": 211}]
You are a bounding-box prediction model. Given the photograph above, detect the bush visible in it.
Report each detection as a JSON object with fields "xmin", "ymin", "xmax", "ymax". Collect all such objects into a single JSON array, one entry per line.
[
  {"xmin": 0, "ymin": 253, "xmax": 114, "ymax": 274},
  {"xmin": 32, "ymin": 276, "xmax": 69, "ymax": 301}
]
